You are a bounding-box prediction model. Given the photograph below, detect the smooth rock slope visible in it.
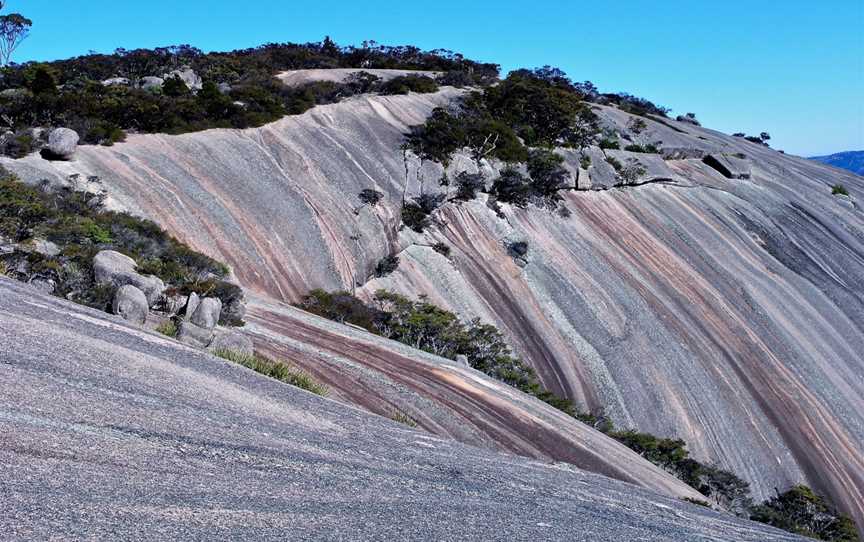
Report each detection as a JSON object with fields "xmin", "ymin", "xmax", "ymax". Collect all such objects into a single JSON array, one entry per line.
[
  {"xmin": 0, "ymin": 278, "xmax": 808, "ymax": 541},
  {"xmin": 3, "ymin": 83, "xmax": 863, "ymax": 529}
]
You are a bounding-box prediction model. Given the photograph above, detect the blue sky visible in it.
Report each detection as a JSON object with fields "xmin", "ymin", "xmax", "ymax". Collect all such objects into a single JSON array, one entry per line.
[{"xmin": 8, "ymin": 0, "xmax": 863, "ymax": 156}]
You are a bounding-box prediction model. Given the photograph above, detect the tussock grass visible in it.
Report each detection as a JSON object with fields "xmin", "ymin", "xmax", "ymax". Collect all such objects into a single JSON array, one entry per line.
[
  {"xmin": 832, "ymin": 184, "xmax": 850, "ymax": 196},
  {"xmin": 155, "ymin": 320, "xmax": 178, "ymax": 338},
  {"xmin": 213, "ymin": 349, "xmax": 328, "ymax": 397},
  {"xmin": 390, "ymin": 410, "xmax": 417, "ymax": 427}
]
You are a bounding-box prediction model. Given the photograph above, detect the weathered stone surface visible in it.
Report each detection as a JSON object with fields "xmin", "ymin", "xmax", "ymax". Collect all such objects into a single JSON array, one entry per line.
[
  {"xmin": 207, "ymin": 328, "xmax": 253, "ymax": 355},
  {"xmin": 0, "ymin": 277, "xmax": 806, "ymax": 541},
  {"xmin": 139, "ymin": 76, "xmax": 164, "ymax": 90},
  {"xmin": 101, "ymin": 77, "xmax": 130, "ymax": 87},
  {"xmin": 111, "ymin": 284, "xmax": 148, "ymax": 325},
  {"xmin": 603, "ymin": 149, "xmax": 680, "ymax": 184},
  {"xmin": 32, "ymin": 238, "xmax": 60, "ymax": 257},
  {"xmin": 46, "ymin": 128, "xmax": 79, "ymax": 160},
  {"xmin": 455, "ymin": 354, "xmax": 470, "ymax": 367},
  {"xmin": 177, "ymin": 320, "xmax": 214, "ymax": 348},
  {"xmin": 92, "ymin": 250, "xmax": 165, "ymax": 306},
  {"xmin": 28, "ymin": 277, "xmax": 55, "ymax": 294},
  {"xmin": 162, "ymin": 67, "xmax": 202, "ymax": 90},
  {"xmin": 190, "ymin": 297, "xmax": 221, "ymax": 329},
  {"xmin": 184, "ymin": 292, "xmax": 200, "ymax": 320},
  {"xmin": 5, "ymin": 83, "xmax": 864, "ymax": 530},
  {"xmin": 703, "ymin": 153, "xmax": 752, "ymax": 179}
]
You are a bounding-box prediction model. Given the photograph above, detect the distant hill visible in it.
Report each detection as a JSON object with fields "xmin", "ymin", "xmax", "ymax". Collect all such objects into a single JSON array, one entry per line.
[{"xmin": 810, "ymin": 150, "xmax": 864, "ymax": 175}]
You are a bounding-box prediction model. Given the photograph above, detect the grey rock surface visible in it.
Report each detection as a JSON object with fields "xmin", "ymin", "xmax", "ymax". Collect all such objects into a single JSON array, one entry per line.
[
  {"xmin": 111, "ymin": 284, "xmax": 148, "ymax": 325},
  {"xmin": 3, "ymin": 83, "xmax": 863, "ymax": 530},
  {"xmin": 208, "ymin": 328, "xmax": 254, "ymax": 355},
  {"xmin": 139, "ymin": 76, "xmax": 164, "ymax": 90},
  {"xmin": 177, "ymin": 320, "xmax": 214, "ymax": 348},
  {"xmin": 162, "ymin": 67, "xmax": 202, "ymax": 90},
  {"xmin": 92, "ymin": 250, "xmax": 165, "ymax": 306},
  {"xmin": 190, "ymin": 297, "xmax": 222, "ymax": 329},
  {"xmin": 0, "ymin": 277, "xmax": 808, "ymax": 541},
  {"xmin": 46, "ymin": 128, "xmax": 79, "ymax": 160},
  {"xmin": 101, "ymin": 77, "xmax": 130, "ymax": 86},
  {"xmin": 184, "ymin": 292, "xmax": 200, "ymax": 320},
  {"xmin": 703, "ymin": 153, "xmax": 752, "ymax": 179}
]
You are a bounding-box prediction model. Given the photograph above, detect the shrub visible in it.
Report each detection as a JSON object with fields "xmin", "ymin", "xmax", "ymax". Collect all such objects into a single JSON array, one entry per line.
[
  {"xmin": 527, "ymin": 149, "xmax": 570, "ymax": 198},
  {"xmin": 213, "ymin": 349, "xmax": 328, "ymax": 396},
  {"xmin": 379, "ymin": 75, "xmax": 439, "ymax": 95},
  {"xmin": 507, "ymin": 240, "xmax": 529, "ymax": 258},
  {"xmin": 627, "ymin": 117, "xmax": 648, "ymax": 135},
  {"xmin": 580, "ymin": 155, "xmax": 592, "ymax": 169},
  {"xmin": 749, "ymin": 486, "xmax": 858, "ymax": 541},
  {"xmin": 624, "ymin": 143, "xmax": 660, "ymax": 154},
  {"xmin": 374, "ymin": 254, "xmax": 400, "ymax": 277},
  {"xmin": 598, "ymin": 138, "xmax": 620, "ymax": 150},
  {"xmin": 358, "ymin": 188, "xmax": 384, "ymax": 206},
  {"xmin": 491, "ymin": 168, "xmax": 532, "ymax": 207},
  {"xmin": 432, "ymin": 242, "xmax": 451, "ymax": 257},
  {"xmin": 453, "ymin": 171, "xmax": 486, "ymax": 201},
  {"xmin": 832, "ymin": 184, "xmax": 849, "ymax": 196},
  {"xmin": 390, "ymin": 410, "xmax": 417, "ymax": 427},
  {"xmin": 156, "ymin": 320, "xmax": 178, "ymax": 338}
]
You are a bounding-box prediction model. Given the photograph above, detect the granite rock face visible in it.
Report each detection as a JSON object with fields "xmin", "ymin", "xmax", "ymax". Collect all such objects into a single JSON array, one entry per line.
[
  {"xmin": 46, "ymin": 128, "xmax": 79, "ymax": 160},
  {"xmin": 92, "ymin": 250, "xmax": 165, "ymax": 306},
  {"xmin": 111, "ymin": 284, "xmax": 148, "ymax": 325},
  {"xmin": 3, "ymin": 85, "xmax": 863, "ymax": 531},
  {"xmin": 0, "ymin": 277, "xmax": 808, "ymax": 541}
]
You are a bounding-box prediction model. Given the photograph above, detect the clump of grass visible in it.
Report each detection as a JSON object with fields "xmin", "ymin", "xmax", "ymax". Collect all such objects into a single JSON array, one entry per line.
[
  {"xmin": 155, "ymin": 320, "xmax": 178, "ymax": 338},
  {"xmin": 832, "ymin": 184, "xmax": 849, "ymax": 196},
  {"xmin": 390, "ymin": 410, "xmax": 417, "ymax": 427},
  {"xmin": 213, "ymin": 349, "xmax": 328, "ymax": 396},
  {"xmin": 0, "ymin": 260, "xmax": 7, "ymax": 276},
  {"xmin": 683, "ymin": 497, "xmax": 711, "ymax": 508}
]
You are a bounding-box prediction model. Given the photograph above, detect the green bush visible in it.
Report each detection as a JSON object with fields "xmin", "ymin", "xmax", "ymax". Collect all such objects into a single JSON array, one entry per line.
[
  {"xmin": 598, "ymin": 138, "xmax": 620, "ymax": 150},
  {"xmin": 374, "ymin": 254, "xmax": 400, "ymax": 277},
  {"xmin": 750, "ymin": 486, "xmax": 858, "ymax": 541},
  {"xmin": 213, "ymin": 349, "xmax": 328, "ymax": 396},
  {"xmin": 156, "ymin": 320, "xmax": 178, "ymax": 338},
  {"xmin": 379, "ymin": 75, "xmax": 439, "ymax": 95},
  {"xmin": 832, "ymin": 184, "xmax": 849, "ymax": 196}
]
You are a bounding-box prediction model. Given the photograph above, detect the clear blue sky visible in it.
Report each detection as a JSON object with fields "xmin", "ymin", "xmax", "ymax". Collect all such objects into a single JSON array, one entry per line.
[{"xmin": 9, "ymin": 0, "xmax": 864, "ymax": 156}]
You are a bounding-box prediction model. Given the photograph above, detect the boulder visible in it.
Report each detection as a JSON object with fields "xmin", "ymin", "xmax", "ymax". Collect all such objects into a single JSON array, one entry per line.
[
  {"xmin": 184, "ymin": 292, "xmax": 200, "ymax": 320},
  {"xmin": 190, "ymin": 297, "xmax": 222, "ymax": 329},
  {"xmin": 162, "ymin": 67, "xmax": 202, "ymax": 91},
  {"xmin": 32, "ymin": 239, "xmax": 60, "ymax": 257},
  {"xmin": 93, "ymin": 250, "xmax": 165, "ymax": 306},
  {"xmin": 703, "ymin": 154, "xmax": 751, "ymax": 180},
  {"xmin": 102, "ymin": 77, "xmax": 130, "ymax": 87},
  {"xmin": 177, "ymin": 321, "xmax": 215, "ymax": 348},
  {"xmin": 676, "ymin": 114, "xmax": 701, "ymax": 126},
  {"xmin": 0, "ymin": 88, "xmax": 30, "ymax": 99},
  {"xmin": 29, "ymin": 277, "xmax": 56, "ymax": 295},
  {"xmin": 208, "ymin": 329, "xmax": 254, "ymax": 356},
  {"xmin": 455, "ymin": 354, "xmax": 470, "ymax": 367},
  {"xmin": 46, "ymin": 128, "xmax": 80, "ymax": 160},
  {"xmin": 139, "ymin": 76, "xmax": 164, "ymax": 91},
  {"xmin": 217, "ymin": 82, "xmax": 232, "ymax": 94},
  {"xmin": 112, "ymin": 285, "xmax": 148, "ymax": 325}
]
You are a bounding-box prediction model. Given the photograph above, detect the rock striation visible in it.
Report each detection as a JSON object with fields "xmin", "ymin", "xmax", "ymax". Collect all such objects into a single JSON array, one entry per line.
[{"xmin": 3, "ymin": 83, "xmax": 863, "ymax": 531}]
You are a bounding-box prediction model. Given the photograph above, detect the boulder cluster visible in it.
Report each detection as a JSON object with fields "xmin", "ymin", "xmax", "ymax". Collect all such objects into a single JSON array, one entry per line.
[
  {"xmin": 101, "ymin": 66, "xmax": 209, "ymax": 93},
  {"xmin": 93, "ymin": 249, "xmax": 251, "ymax": 355}
]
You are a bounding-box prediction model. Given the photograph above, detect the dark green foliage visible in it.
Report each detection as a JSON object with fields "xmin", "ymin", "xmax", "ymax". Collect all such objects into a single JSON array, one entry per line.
[
  {"xmin": 0, "ymin": 39, "xmax": 497, "ymax": 156},
  {"xmin": 358, "ymin": 188, "xmax": 384, "ymax": 207},
  {"xmin": 598, "ymin": 138, "xmax": 620, "ymax": 150},
  {"xmin": 831, "ymin": 184, "xmax": 849, "ymax": 196},
  {"xmin": 401, "ymin": 201, "xmax": 431, "ymax": 233},
  {"xmin": 404, "ymin": 68, "xmax": 599, "ymax": 169},
  {"xmin": 453, "ymin": 171, "xmax": 485, "ymax": 201},
  {"xmin": 0, "ymin": 170, "xmax": 235, "ymax": 316},
  {"xmin": 491, "ymin": 168, "xmax": 532, "ymax": 207},
  {"xmin": 400, "ymin": 193, "xmax": 444, "ymax": 233},
  {"xmin": 379, "ymin": 74, "xmax": 439, "ymax": 95},
  {"xmin": 601, "ymin": 92, "xmax": 670, "ymax": 118},
  {"xmin": 624, "ymin": 143, "xmax": 660, "ymax": 154},
  {"xmin": 508, "ymin": 240, "xmax": 529, "ymax": 258},
  {"xmin": 432, "ymin": 242, "xmax": 451, "ymax": 257},
  {"xmin": 580, "ymin": 155, "xmax": 592, "ymax": 169},
  {"xmin": 374, "ymin": 254, "xmax": 400, "ymax": 277},
  {"xmin": 162, "ymin": 75, "xmax": 191, "ymax": 97},
  {"xmin": 749, "ymin": 486, "xmax": 859, "ymax": 541},
  {"xmin": 526, "ymin": 149, "xmax": 570, "ymax": 197}
]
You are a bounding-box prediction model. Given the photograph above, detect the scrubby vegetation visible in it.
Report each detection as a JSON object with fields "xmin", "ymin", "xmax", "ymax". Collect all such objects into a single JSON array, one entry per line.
[
  {"xmin": 733, "ymin": 132, "xmax": 772, "ymax": 146},
  {"xmin": 0, "ymin": 39, "xmax": 498, "ymax": 154},
  {"xmin": 832, "ymin": 184, "xmax": 849, "ymax": 196},
  {"xmin": 295, "ymin": 287, "xmax": 857, "ymax": 540},
  {"xmin": 749, "ymin": 486, "xmax": 858, "ymax": 541},
  {"xmin": 0, "ymin": 169, "xmax": 240, "ymax": 318},
  {"xmin": 213, "ymin": 348, "xmax": 328, "ymax": 396},
  {"xmin": 374, "ymin": 254, "xmax": 400, "ymax": 277}
]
